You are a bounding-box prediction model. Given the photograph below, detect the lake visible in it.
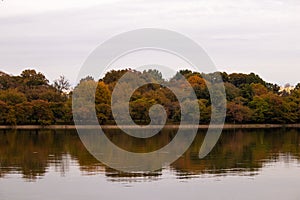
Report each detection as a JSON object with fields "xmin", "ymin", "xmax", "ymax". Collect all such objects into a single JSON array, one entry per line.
[{"xmin": 0, "ymin": 128, "xmax": 300, "ymax": 200}]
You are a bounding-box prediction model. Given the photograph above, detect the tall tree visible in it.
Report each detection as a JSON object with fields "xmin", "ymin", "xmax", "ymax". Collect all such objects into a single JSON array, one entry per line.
[{"xmin": 53, "ymin": 75, "xmax": 71, "ymax": 93}]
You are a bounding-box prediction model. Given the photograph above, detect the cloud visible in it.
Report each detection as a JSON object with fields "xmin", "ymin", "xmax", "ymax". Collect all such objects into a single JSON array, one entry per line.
[{"xmin": 0, "ymin": 0, "xmax": 299, "ymax": 85}]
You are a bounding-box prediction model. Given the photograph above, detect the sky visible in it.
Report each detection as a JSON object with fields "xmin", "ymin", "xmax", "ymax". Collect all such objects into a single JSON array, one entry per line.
[{"xmin": 0, "ymin": 0, "xmax": 299, "ymax": 86}]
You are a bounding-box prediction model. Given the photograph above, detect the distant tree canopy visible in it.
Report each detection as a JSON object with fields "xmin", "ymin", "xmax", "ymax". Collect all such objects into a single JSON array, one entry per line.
[
  {"xmin": 75, "ymin": 69, "xmax": 300, "ymax": 125},
  {"xmin": 0, "ymin": 70, "xmax": 71, "ymax": 125},
  {"xmin": 0, "ymin": 68, "xmax": 299, "ymax": 125}
]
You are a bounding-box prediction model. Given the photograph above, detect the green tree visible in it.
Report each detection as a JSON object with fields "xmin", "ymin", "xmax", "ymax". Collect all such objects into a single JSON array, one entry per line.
[
  {"xmin": 143, "ymin": 69, "xmax": 164, "ymax": 83},
  {"xmin": 228, "ymin": 73, "xmax": 265, "ymax": 87},
  {"xmin": 102, "ymin": 69, "xmax": 129, "ymax": 84},
  {"xmin": 224, "ymin": 82, "xmax": 240, "ymax": 101},
  {"xmin": 249, "ymin": 93, "xmax": 297, "ymax": 123},
  {"xmin": 72, "ymin": 79, "xmax": 97, "ymax": 123},
  {"xmin": 249, "ymin": 95, "xmax": 270, "ymax": 123},
  {"xmin": 240, "ymin": 84, "xmax": 253, "ymax": 101},
  {"xmin": 198, "ymin": 99, "xmax": 211, "ymax": 123}
]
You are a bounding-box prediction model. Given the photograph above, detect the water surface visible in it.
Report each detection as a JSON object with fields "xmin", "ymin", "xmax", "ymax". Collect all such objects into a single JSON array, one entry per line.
[{"xmin": 0, "ymin": 128, "xmax": 300, "ymax": 200}]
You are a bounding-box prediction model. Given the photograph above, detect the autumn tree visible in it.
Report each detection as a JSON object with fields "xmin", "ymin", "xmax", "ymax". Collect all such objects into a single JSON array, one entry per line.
[
  {"xmin": 0, "ymin": 89, "xmax": 27, "ymax": 105},
  {"xmin": 227, "ymin": 100, "xmax": 252, "ymax": 123},
  {"xmin": 95, "ymin": 81, "xmax": 112, "ymax": 124},
  {"xmin": 251, "ymin": 83, "xmax": 268, "ymax": 96},
  {"xmin": 130, "ymin": 98, "xmax": 156, "ymax": 124},
  {"xmin": 20, "ymin": 69, "xmax": 49, "ymax": 87},
  {"xmin": 31, "ymin": 100, "xmax": 54, "ymax": 125},
  {"xmin": 14, "ymin": 102, "xmax": 33, "ymax": 124},
  {"xmin": 187, "ymin": 75, "xmax": 209, "ymax": 99},
  {"xmin": 0, "ymin": 100, "xmax": 9, "ymax": 124}
]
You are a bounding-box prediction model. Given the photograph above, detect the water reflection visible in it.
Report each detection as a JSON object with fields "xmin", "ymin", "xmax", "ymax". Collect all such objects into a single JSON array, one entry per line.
[{"xmin": 0, "ymin": 128, "xmax": 299, "ymax": 182}]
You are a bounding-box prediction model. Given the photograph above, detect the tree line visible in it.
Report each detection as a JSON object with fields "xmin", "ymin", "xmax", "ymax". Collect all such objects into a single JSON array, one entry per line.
[{"xmin": 0, "ymin": 68, "xmax": 300, "ymax": 125}]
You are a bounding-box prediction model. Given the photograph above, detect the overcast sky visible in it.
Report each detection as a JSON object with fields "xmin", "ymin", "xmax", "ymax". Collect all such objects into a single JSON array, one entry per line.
[{"xmin": 0, "ymin": 0, "xmax": 299, "ymax": 86}]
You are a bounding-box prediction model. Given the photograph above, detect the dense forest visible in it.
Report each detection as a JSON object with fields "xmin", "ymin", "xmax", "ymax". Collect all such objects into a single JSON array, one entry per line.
[{"xmin": 0, "ymin": 69, "xmax": 300, "ymax": 125}]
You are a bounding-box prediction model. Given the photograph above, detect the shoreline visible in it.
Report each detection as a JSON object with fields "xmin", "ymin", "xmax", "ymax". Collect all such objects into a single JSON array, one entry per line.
[{"xmin": 0, "ymin": 124, "xmax": 300, "ymax": 130}]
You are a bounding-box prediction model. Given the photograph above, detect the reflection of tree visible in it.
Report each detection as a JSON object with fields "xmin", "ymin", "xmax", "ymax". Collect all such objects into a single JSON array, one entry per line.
[
  {"xmin": 0, "ymin": 129, "xmax": 300, "ymax": 181},
  {"xmin": 171, "ymin": 129, "xmax": 300, "ymax": 177},
  {"xmin": 0, "ymin": 129, "xmax": 102, "ymax": 180},
  {"xmin": 104, "ymin": 167, "xmax": 162, "ymax": 183}
]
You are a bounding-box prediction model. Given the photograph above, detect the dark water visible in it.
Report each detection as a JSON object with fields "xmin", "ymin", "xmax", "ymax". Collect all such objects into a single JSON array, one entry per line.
[{"xmin": 1, "ymin": 128, "xmax": 300, "ymax": 200}]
